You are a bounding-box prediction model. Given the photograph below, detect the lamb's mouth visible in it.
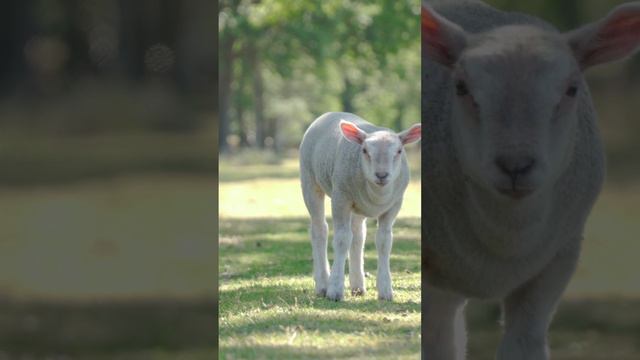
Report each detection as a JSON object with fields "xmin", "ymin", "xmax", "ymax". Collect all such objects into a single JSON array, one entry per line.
[
  {"xmin": 375, "ymin": 180, "xmax": 388, "ymax": 187},
  {"xmin": 496, "ymin": 187, "xmax": 534, "ymax": 199}
]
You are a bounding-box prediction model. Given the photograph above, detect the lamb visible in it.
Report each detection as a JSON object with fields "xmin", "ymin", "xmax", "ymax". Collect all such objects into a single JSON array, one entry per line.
[
  {"xmin": 299, "ymin": 112, "xmax": 421, "ymax": 301},
  {"xmin": 422, "ymin": 0, "xmax": 640, "ymax": 359}
]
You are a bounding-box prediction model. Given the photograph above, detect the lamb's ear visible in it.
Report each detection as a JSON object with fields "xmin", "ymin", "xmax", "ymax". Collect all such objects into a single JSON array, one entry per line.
[
  {"xmin": 339, "ymin": 120, "xmax": 367, "ymax": 145},
  {"xmin": 399, "ymin": 123, "xmax": 422, "ymax": 145},
  {"xmin": 566, "ymin": 2, "xmax": 640, "ymax": 69},
  {"xmin": 422, "ymin": 2, "xmax": 468, "ymax": 67}
]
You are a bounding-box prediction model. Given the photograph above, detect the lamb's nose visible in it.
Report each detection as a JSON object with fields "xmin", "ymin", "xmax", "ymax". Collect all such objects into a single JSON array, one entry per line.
[
  {"xmin": 495, "ymin": 156, "xmax": 535, "ymax": 181},
  {"xmin": 375, "ymin": 172, "xmax": 389, "ymax": 180}
]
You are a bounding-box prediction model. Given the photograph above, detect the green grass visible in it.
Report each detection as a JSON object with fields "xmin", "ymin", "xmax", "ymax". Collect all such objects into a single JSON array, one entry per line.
[
  {"xmin": 0, "ymin": 132, "xmax": 216, "ymax": 185},
  {"xmin": 0, "ymin": 297, "xmax": 216, "ymax": 359},
  {"xmin": 466, "ymin": 299, "xmax": 640, "ymax": 359},
  {"xmin": 219, "ymin": 151, "xmax": 423, "ymax": 359},
  {"xmin": 0, "ymin": 174, "xmax": 217, "ymax": 358},
  {"xmin": 219, "ymin": 152, "xmax": 640, "ymax": 359},
  {"xmin": 219, "ymin": 218, "xmax": 421, "ymax": 359}
]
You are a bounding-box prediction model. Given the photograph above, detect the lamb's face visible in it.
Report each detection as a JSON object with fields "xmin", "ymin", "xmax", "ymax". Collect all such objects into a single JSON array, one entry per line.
[
  {"xmin": 339, "ymin": 121, "xmax": 421, "ymax": 188},
  {"xmin": 361, "ymin": 132, "xmax": 405, "ymax": 187},
  {"xmin": 450, "ymin": 26, "xmax": 581, "ymax": 199}
]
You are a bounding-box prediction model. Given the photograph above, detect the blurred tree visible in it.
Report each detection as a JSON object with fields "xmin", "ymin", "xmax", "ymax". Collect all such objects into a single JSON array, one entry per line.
[{"xmin": 218, "ymin": 0, "xmax": 420, "ymax": 152}]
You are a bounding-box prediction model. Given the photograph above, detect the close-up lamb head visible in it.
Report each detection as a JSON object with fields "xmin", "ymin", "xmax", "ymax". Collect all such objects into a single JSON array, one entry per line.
[
  {"xmin": 339, "ymin": 120, "xmax": 421, "ymax": 187},
  {"xmin": 422, "ymin": 2, "xmax": 640, "ymax": 200}
]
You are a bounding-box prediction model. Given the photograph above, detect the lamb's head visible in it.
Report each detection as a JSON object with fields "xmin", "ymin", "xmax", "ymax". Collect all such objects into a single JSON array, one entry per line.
[
  {"xmin": 422, "ymin": 2, "xmax": 640, "ymax": 200},
  {"xmin": 339, "ymin": 120, "xmax": 421, "ymax": 187}
]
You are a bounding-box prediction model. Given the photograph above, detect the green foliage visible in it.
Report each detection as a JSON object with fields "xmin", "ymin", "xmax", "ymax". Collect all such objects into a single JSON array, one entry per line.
[{"xmin": 219, "ymin": 0, "xmax": 420, "ymax": 150}]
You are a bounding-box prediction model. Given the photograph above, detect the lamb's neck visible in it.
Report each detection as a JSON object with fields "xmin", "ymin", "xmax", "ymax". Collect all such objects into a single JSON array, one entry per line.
[
  {"xmin": 465, "ymin": 181, "xmax": 552, "ymax": 258},
  {"xmin": 364, "ymin": 179, "xmax": 396, "ymax": 205}
]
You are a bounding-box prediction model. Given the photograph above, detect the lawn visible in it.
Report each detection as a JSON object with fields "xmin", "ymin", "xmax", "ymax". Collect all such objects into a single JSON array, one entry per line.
[
  {"xmin": 219, "ymin": 152, "xmax": 640, "ymax": 359},
  {"xmin": 218, "ymin": 152, "xmax": 423, "ymax": 359},
  {"xmin": 0, "ymin": 173, "xmax": 217, "ymax": 358}
]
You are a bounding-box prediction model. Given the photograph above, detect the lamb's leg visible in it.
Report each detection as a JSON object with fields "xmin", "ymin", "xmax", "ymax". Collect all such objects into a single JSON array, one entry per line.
[
  {"xmin": 349, "ymin": 214, "xmax": 367, "ymax": 296},
  {"xmin": 301, "ymin": 180, "xmax": 329, "ymax": 296},
  {"xmin": 497, "ymin": 245, "xmax": 580, "ymax": 360},
  {"xmin": 375, "ymin": 201, "xmax": 402, "ymax": 300},
  {"xmin": 326, "ymin": 196, "xmax": 353, "ymax": 301},
  {"xmin": 424, "ymin": 283, "xmax": 468, "ymax": 360}
]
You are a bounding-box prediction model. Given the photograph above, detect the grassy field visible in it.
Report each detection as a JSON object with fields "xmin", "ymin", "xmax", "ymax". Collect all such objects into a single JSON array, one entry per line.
[
  {"xmin": 0, "ymin": 172, "xmax": 217, "ymax": 358},
  {"xmin": 220, "ymin": 152, "xmax": 640, "ymax": 359},
  {"xmin": 219, "ymin": 151, "xmax": 422, "ymax": 359}
]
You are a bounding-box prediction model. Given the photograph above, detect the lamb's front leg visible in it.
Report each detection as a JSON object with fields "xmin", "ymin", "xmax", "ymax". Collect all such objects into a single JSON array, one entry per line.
[
  {"xmin": 423, "ymin": 283, "xmax": 468, "ymax": 360},
  {"xmin": 497, "ymin": 244, "xmax": 580, "ymax": 360},
  {"xmin": 375, "ymin": 201, "xmax": 402, "ymax": 301},
  {"xmin": 326, "ymin": 197, "xmax": 353, "ymax": 301},
  {"xmin": 349, "ymin": 214, "xmax": 367, "ymax": 296}
]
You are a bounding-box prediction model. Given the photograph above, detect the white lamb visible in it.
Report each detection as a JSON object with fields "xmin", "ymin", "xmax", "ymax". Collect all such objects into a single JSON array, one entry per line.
[
  {"xmin": 422, "ymin": 0, "xmax": 640, "ymax": 359},
  {"xmin": 299, "ymin": 112, "xmax": 421, "ymax": 301}
]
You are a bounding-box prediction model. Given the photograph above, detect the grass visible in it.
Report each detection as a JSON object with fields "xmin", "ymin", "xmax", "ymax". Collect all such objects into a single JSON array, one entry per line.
[
  {"xmin": 219, "ymin": 218, "xmax": 421, "ymax": 360},
  {"xmin": 466, "ymin": 299, "xmax": 640, "ymax": 359},
  {"xmin": 219, "ymin": 151, "xmax": 640, "ymax": 359},
  {"xmin": 0, "ymin": 131, "xmax": 216, "ymax": 186},
  {"xmin": 219, "ymin": 152, "xmax": 422, "ymax": 359},
  {"xmin": 0, "ymin": 174, "xmax": 217, "ymax": 358},
  {"xmin": 0, "ymin": 297, "xmax": 216, "ymax": 359}
]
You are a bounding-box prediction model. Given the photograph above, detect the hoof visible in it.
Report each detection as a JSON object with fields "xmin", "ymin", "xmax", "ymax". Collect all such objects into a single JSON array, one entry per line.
[
  {"xmin": 315, "ymin": 288, "xmax": 327, "ymax": 297},
  {"xmin": 351, "ymin": 288, "xmax": 366, "ymax": 296},
  {"xmin": 378, "ymin": 290, "xmax": 393, "ymax": 301},
  {"xmin": 326, "ymin": 287, "xmax": 344, "ymax": 301}
]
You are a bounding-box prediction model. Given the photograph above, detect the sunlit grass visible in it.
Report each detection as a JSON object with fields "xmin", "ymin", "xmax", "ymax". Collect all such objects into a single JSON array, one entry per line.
[
  {"xmin": 219, "ymin": 178, "xmax": 421, "ymax": 219},
  {"xmin": 219, "ymin": 218, "xmax": 421, "ymax": 359},
  {"xmin": 219, "ymin": 153, "xmax": 640, "ymax": 359},
  {"xmin": 0, "ymin": 175, "xmax": 216, "ymax": 299},
  {"xmin": 219, "ymin": 157, "xmax": 422, "ymax": 360}
]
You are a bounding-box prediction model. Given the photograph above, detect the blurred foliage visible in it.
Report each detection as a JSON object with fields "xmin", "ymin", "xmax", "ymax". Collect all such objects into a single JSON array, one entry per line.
[
  {"xmin": 0, "ymin": 0, "xmax": 216, "ymax": 184},
  {"xmin": 0, "ymin": 0, "xmax": 216, "ymax": 135},
  {"xmin": 219, "ymin": 0, "xmax": 420, "ymax": 153}
]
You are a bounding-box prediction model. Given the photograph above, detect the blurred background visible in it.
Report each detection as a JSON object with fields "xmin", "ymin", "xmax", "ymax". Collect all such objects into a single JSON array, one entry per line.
[
  {"xmin": 218, "ymin": 1, "xmax": 422, "ymax": 358},
  {"xmin": 0, "ymin": 0, "xmax": 217, "ymax": 358},
  {"xmin": 466, "ymin": 1, "xmax": 640, "ymax": 359},
  {"xmin": 218, "ymin": 0, "xmax": 420, "ymax": 156}
]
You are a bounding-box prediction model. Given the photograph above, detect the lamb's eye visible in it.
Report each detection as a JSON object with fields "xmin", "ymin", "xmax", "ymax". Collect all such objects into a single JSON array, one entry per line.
[
  {"xmin": 397, "ymin": 149, "xmax": 402, "ymax": 155},
  {"xmin": 566, "ymin": 85, "xmax": 578, "ymax": 97},
  {"xmin": 362, "ymin": 148, "xmax": 368, "ymax": 155},
  {"xmin": 456, "ymin": 80, "xmax": 469, "ymax": 96}
]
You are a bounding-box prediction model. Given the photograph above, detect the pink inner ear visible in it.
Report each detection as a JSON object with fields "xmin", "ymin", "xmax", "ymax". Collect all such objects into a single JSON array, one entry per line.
[
  {"xmin": 402, "ymin": 125, "xmax": 422, "ymax": 144},
  {"xmin": 340, "ymin": 122, "xmax": 364, "ymax": 144},
  {"xmin": 422, "ymin": 6, "xmax": 453, "ymax": 64},
  {"xmin": 583, "ymin": 9, "xmax": 640, "ymax": 66}
]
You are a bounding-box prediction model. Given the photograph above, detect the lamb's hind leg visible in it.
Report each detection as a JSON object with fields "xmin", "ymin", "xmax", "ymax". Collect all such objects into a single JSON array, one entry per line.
[
  {"xmin": 301, "ymin": 180, "xmax": 329, "ymax": 297},
  {"xmin": 349, "ymin": 214, "xmax": 367, "ymax": 296},
  {"xmin": 424, "ymin": 283, "xmax": 468, "ymax": 360},
  {"xmin": 326, "ymin": 195, "xmax": 353, "ymax": 301},
  {"xmin": 375, "ymin": 201, "xmax": 402, "ymax": 301}
]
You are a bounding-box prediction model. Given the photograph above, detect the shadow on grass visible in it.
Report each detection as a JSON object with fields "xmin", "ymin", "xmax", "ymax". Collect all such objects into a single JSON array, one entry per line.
[
  {"xmin": 221, "ymin": 341, "xmax": 419, "ymax": 360},
  {"xmin": 220, "ymin": 282, "xmax": 420, "ymax": 315},
  {"xmin": 466, "ymin": 298, "xmax": 640, "ymax": 359},
  {"xmin": 0, "ymin": 133, "xmax": 215, "ymax": 187},
  {"xmin": 219, "ymin": 217, "xmax": 421, "ymax": 281},
  {"xmin": 0, "ymin": 297, "xmax": 217, "ymax": 357},
  {"xmin": 220, "ymin": 216, "xmax": 421, "ymax": 358}
]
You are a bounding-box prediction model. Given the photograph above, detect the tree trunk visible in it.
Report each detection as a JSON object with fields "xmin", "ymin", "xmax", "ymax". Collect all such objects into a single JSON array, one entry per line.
[
  {"xmin": 249, "ymin": 41, "xmax": 266, "ymax": 149},
  {"xmin": 341, "ymin": 76, "xmax": 355, "ymax": 113},
  {"xmin": 219, "ymin": 31, "xmax": 234, "ymax": 153},
  {"xmin": 394, "ymin": 105, "xmax": 404, "ymax": 131}
]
